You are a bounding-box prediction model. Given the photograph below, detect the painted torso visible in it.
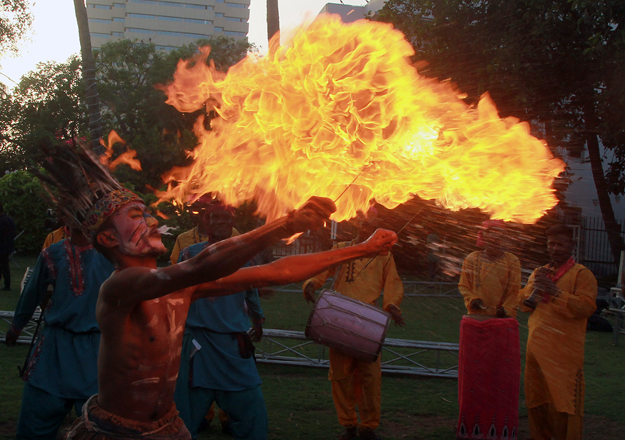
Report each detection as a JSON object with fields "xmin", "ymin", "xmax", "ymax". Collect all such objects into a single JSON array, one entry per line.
[{"xmin": 97, "ymin": 285, "xmax": 192, "ymax": 422}]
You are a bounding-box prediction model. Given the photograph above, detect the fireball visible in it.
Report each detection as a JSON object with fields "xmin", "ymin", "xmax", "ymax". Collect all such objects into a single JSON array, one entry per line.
[{"xmin": 157, "ymin": 15, "xmax": 564, "ymax": 224}]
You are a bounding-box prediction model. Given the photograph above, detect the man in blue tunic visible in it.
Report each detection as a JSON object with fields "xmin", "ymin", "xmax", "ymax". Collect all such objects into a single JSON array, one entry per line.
[
  {"xmin": 5, "ymin": 226, "xmax": 114, "ymax": 440},
  {"xmin": 175, "ymin": 203, "xmax": 267, "ymax": 440}
]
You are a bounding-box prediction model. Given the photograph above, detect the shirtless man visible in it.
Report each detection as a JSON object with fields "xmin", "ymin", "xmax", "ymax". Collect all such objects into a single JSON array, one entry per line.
[{"xmin": 65, "ymin": 190, "xmax": 398, "ymax": 439}]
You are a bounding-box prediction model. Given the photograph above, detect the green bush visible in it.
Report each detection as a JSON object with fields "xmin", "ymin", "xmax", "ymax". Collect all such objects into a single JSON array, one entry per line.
[{"xmin": 0, "ymin": 171, "xmax": 50, "ymax": 253}]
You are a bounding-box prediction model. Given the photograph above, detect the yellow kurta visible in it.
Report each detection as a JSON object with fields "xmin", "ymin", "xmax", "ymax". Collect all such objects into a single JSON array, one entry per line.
[
  {"xmin": 42, "ymin": 227, "xmax": 69, "ymax": 250},
  {"xmin": 458, "ymin": 251, "xmax": 521, "ymax": 318},
  {"xmin": 303, "ymin": 240, "xmax": 404, "ymax": 430},
  {"xmin": 519, "ymin": 264, "xmax": 597, "ymax": 415},
  {"xmin": 303, "ymin": 241, "xmax": 404, "ymax": 316},
  {"xmin": 169, "ymin": 227, "xmax": 240, "ymax": 265}
]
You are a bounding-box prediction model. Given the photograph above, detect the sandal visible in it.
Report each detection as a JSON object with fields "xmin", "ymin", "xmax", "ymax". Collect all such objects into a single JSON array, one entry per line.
[
  {"xmin": 359, "ymin": 427, "xmax": 383, "ymax": 440},
  {"xmin": 338, "ymin": 425, "xmax": 358, "ymax": 440}
]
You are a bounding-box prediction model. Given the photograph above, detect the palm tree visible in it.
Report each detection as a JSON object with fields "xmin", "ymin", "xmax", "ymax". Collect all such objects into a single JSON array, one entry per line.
[
  {"xmin": 266, "ymin": 0, "xmax": 280, "ymax": 42},
  {"xmin": 73, "ymin": 0, "xmax": 103, "ymax": 154}
]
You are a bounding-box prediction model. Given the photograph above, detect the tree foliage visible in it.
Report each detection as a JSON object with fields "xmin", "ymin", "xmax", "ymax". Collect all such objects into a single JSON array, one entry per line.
[
  {"xmin": 376, "ymin": 0, "xmax": 625, "ymax": 260},
  {"xmin": 0, "ymin": 37, "xmax": 254, "ymax": 253},
  {"xmin": 0, "ymin": 0, "xmax": 33, "ymax": 57},
  {"xmin": 93, "ymin": 37, "xmax": 253, "ymax": 190},
  {"xmin": 0, "ymin": 171, "xmax": 49, "ymax": 252},
  {"xmin": 0, "ymin": 56, "xmax": 87, "ymax": 175}
]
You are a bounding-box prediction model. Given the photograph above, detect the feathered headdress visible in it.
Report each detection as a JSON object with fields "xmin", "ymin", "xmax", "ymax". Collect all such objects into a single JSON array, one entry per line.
[{"xmin": 33, "ymin": 139, "xmax": 142, "ymax": 239}]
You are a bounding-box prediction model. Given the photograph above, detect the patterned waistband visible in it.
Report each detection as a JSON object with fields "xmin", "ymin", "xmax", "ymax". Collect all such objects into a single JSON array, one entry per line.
[{"xmin": 79, "ymin": 395, "xmax": 190, "ymax": 439}]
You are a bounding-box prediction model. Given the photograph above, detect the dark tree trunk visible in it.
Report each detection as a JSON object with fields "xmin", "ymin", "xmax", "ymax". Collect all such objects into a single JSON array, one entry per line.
[
  {"xmin": 586, "ymin": 133, "xmax": 625, "ymax": 263},
  {"xmin": 267, "ymin": 0, "xmax": 280, "ymax": 42},
  {"xmin": 73, "ymin": 0, "xmax": 104, "ymax": 155}
]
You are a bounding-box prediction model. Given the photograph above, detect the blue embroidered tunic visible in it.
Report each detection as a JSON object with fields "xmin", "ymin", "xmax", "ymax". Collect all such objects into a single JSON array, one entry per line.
[
  {"xmin": 180, "ymin": 242, "xmax": 264, "ymax": 391},
  {"xmin": 10, "ymin": 239, "xmax": 114, "ymax": 399}
]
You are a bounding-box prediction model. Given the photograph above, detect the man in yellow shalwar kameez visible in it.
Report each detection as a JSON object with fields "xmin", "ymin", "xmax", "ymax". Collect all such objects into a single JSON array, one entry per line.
[
  {"xmin": 169, "ymin": 210, "xmax": 240, "ymax": 264},
  {"xmin": 458, "ymin": 220, "xmax": 521, "ymax": 318},
  {"xmin": 519, "ymin": 224, "xmax": 597, "ymax": 440},
  {"xmin": 456, "ymin": 221, "xmax": 522, "ymax": 439},
  {"xmin": 303, "ymin": 208, "xmax": 404, "ymax": 440},
  {"xmin": 42, "ymin": 226, "xmax": 69, "ymax": 250}
]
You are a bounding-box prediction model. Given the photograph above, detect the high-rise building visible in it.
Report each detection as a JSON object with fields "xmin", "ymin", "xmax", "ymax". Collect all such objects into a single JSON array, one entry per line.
[
  {"xmin": 86, "ymin": 0, "xmax": 250, "ymax": 50},
  {"xmin": 317, "ymin": 0, "xmax": 387, "ymax": 22}
]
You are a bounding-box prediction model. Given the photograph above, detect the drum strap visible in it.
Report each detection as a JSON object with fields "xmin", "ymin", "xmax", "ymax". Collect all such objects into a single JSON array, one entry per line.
[{"xmin": 330, "ymin": 264, "xmax": 344, "ymax": 291}]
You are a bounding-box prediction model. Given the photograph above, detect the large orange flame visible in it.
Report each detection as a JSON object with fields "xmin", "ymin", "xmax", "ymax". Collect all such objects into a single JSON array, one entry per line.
[{"xmin": 157, "ymin": 15, "xmax": 564, "ymax": 224}]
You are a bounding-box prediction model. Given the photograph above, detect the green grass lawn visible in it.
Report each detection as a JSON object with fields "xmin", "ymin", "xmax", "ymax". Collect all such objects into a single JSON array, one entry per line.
[{"xmin": 1, "ymin": 256, "xmax": 624, "ymax": 439}]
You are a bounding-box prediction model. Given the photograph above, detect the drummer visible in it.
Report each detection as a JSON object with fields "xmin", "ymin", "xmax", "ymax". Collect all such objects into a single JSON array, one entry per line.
[
  {"xmin": 455, "ymin": 220, "xmax": 522, "ymax": 439},
  {"xmin": 303, "ymin": 207, "xmax": 404, "ymax": 440}
]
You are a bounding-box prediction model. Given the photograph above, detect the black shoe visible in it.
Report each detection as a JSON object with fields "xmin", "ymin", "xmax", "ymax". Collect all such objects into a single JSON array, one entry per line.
[
  {"xmin": 339, "ymin": 425, "xmax": 358, "ymax": 440},
  {"xmin": 221, "ymin": 420, "xmax": 233, "ymax": 437},
  {"xmin": 359, "ymin": 428, "xmax": 383, "ymax": 440},
  {"xmin": 197, "ymin": 418, "xmax": 210, "ymax": 433}
]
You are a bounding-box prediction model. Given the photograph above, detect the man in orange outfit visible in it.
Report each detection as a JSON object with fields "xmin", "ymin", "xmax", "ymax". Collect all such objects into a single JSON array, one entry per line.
[
  {"xmin": 456, "ymin": 220, "xmax": 522, "ymax": 439},
  {"xmin": 458, "ymin": 220, "xmax": 521, "ymax": 318},
  {"xmin": 303, "ymin": 208, "xmax": 404, "ymax": 440},
  {"xmin": 519, "ymin": 224, "xmax": 597, "ymax": 440}
]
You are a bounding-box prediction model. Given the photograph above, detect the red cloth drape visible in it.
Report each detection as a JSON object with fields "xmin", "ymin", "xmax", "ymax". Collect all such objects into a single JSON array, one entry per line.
[{"xmin": 457, "ymin": 317, "xmax": 520, "ymax": 440}]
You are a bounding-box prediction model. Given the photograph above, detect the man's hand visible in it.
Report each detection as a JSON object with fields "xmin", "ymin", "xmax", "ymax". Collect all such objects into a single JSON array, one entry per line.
[
  {"xmin": 249, "ymin": 323, "xmax": 263, "ymax": 342},
  {"xmin": 304, "ymin": 283, "xmax": 316, "ymax": 304},
  {"xmin": 4, "ymin": 328, "xmax": 18, "ymax": 347},
  {"xmin": 287, "ymin": 197, "xmax": 336, "ymax": 234},
  {"xmin": 470, "ymin": 298, "xmax": 487, "ymax": 311},
  {"xmin": 534, "ymin": 272, "xmax": 559, "ymax": 296},
  {"xmin": 361, "ymin": 229, "xmax": 398, "ymax": 256},
  {"xmin": 388, "ymin": 304, "xmax": 405, "ymax": 327}
]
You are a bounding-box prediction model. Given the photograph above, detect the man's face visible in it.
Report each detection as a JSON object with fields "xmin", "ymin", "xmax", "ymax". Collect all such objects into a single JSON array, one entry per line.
[
  {"xmin": 355, "ymin": 211, "xmax": 379, "ymax": 239},
  {"xmin": 109, "ymin": 202, "xmax": 167, "ymax": 257},
  {"xmin": 547, "ymin": 233, "xmax": 574, "ymax": 266},
  {"xmin": 482, "ymin": 227, "xmax": 505, "ymax": 251},
  {"xmin": 209, "ymin": 210, "xmax": 233, "ymax": 242}
]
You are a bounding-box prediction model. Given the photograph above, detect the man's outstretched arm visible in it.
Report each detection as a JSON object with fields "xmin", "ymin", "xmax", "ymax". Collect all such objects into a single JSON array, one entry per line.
[
  {"xmin": 103, "ymin": 197, "xmax": 336, "ymax": 306},
  {"xmin": 192, "ymin": 229, "xmax": 398, "ymax": 300}
]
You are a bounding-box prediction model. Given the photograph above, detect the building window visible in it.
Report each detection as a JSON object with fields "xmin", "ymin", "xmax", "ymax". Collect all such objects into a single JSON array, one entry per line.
[
  {"xmin": 112, "ymin": 32, "xmax": 124, "ymax": 36},
  {"xmin": 129, "ymin": 13, "xmax": 159, "ymax": 20},
  {"xmin": 225, "ymin": 17, "xmax": 243, "ymax": 22},
  {"xmin": 89, "ymin": 4, "xmax": 111, "ymax": 9},
  {"xmin": 113, "ymin": 17, "xmax": 125, "ymax": 22},
  {"xmin": 215, "ymin": 27, "xmax": 223, "ymax": 32},
  {"xmin": 90, "ymin": 32, "xmax": 111, "ymax": 38},
  {"xmin": 215, "ymin": 13, "xmax": 223, "ymax": 17},
  {"xmin": 89, "ymin": 18, "xmax": 110, "ymax": 24},
  {"xmin": 225, "ymin": 31, "xmax": 245, "ymax": 36},
  {"xmin": 131, "ymin": 0, "xmax": 209, "ymax": 9},
  {"xmin": 128, "ymin": 13, "xmax": 211, "ymax": 24},
  {"xmin": 126, "ymin": 28, "xmax": 155, "ymax": 34},
  {"xmin": 184, "ymin": 18, "xmax": 213, "ymax": 24},
  {"xmin": 226, "ymin": 3, "xmax": 246, "ymax": 8},
  {"xmin": 113, "ymin": 3, "xmax": 125, "ymax": 7}
]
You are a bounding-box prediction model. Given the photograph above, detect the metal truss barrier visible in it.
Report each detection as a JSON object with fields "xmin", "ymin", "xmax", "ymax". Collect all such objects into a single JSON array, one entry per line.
[
  {"xmin": 0, "ymin": 310, "xmax": 42, "ymax": 345},
  {"xmin": 1, "ymin": 312, "xmax": 459, "ymax": 379},
  {"xmin": 275, "ymin": 281, "xmax": 461, "ymax": 298},
  {"xmin": 401, "ymin": 281, "xmax": 461, "ymax": 297},
  {"xmin": 257, "ymin": 329, "xmax": 459, "ymax": 379}
]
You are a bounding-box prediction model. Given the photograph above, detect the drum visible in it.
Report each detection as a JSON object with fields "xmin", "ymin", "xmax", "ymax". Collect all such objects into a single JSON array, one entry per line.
[{"xmin": 305, "ymin": 289, "xmax": 391, "ymax": 362}]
